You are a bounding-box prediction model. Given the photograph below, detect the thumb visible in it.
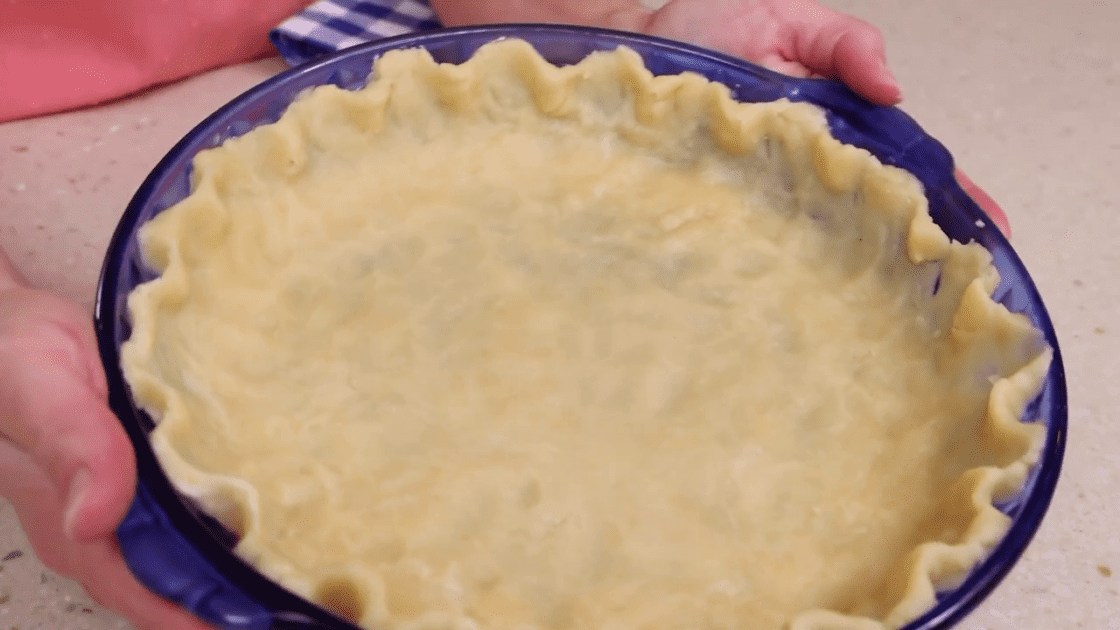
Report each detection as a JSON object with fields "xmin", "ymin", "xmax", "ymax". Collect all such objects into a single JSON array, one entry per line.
[
  {"xmin": 0, "ymin": 306, "xmax": 137, "ymax": 542},
  {"xmin": 787, "ymin": 4, "xmax": 902, "ymax": 105},
  {"xmin": 955, "ymin": 168, "xmax": 1012, "ymax": 237}
]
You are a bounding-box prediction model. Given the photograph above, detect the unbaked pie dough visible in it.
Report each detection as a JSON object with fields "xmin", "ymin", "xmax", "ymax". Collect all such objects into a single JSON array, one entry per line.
[{"xmin": 122, "ymin": 39, "xmax": 1051, "ymax": 630}]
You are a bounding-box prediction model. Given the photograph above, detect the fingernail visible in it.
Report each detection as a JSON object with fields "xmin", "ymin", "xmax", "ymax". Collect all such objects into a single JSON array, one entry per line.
[{"xmin": 63, "ymin": 468, "xmax": 92, "ymax": 541}]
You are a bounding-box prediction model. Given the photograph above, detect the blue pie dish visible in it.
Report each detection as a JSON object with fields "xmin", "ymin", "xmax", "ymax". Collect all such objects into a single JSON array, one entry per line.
[{"xmin": 94, "ymin": 24, "xmax": 1067, "ymax": 630}]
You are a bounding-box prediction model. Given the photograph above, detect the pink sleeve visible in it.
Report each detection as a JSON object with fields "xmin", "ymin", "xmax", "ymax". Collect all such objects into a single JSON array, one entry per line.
[{"xmin": 0, "ymin": 0, "xmax": 312, "ymax": 122}]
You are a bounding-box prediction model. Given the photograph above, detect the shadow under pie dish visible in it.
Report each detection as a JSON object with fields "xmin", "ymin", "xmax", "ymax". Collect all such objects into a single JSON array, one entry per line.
[{"xmin": 94, "ymin": 25, "xmax": 1066, "ymax": 630}]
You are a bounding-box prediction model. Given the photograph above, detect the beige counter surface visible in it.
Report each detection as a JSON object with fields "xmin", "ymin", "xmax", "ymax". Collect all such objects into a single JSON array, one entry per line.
[{"xmin": 1, "ymin": 0, "xmax": 1117, "ymax": 628}]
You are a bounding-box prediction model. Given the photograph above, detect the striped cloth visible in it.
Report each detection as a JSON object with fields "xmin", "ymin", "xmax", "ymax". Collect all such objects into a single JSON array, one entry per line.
[{"xmin": 270, "ymin": 0, "xmax": 442, "ymax": 66}]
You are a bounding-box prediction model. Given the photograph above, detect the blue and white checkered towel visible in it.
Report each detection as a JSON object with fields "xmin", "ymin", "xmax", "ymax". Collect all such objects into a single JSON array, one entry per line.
[{"xmin": 270, "ymin": 0, "xmax": 443, "ymax": 67}]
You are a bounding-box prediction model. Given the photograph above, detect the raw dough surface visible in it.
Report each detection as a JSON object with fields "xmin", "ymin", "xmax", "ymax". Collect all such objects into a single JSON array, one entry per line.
[{"xmin": 122, "ymin": 40, "xmax": 1050, "ymax": 630}]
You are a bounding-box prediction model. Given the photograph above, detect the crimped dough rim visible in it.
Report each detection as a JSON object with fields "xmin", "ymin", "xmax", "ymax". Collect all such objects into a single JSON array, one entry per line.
[{"xmin": 121, "ymin": 39, "xmax": 1051, "ymax": 630}]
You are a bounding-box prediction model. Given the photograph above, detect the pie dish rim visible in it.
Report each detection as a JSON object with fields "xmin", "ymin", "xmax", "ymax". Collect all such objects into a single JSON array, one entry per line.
[{"xmin": 93, "ymin": 23, "xmax": 1068, "ymax": 630}]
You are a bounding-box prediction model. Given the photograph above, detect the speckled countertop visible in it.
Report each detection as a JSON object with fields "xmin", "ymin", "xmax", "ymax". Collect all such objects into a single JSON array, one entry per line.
[{"xmin": 1, "ymin": 1, "xmax": 1117, "ymax": 629}]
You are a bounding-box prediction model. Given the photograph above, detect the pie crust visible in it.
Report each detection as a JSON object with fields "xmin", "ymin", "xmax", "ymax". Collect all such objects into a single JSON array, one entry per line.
[{"xmin": 121, "ymin": 39, "xmax": 1051, "ymax": 630}]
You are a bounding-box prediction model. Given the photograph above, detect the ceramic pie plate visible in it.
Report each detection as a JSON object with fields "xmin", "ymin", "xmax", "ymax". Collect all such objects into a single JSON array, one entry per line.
[{"xmin": 94, "ymin": 24, "xmax": 1066, "ymax": 630}]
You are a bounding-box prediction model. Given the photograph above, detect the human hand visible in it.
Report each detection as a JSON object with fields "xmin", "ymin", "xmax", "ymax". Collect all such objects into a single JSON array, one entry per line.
[
  {"xmin": 956, "ymin": 168, "xmax": 1011, "ymax": 237},
  {"xmin": 641, "ymin": 0, "xmax": 902, "ymax": 105},
  {"xmin": 432, "ymin": 0, "xmax": 1011, "ymax": 232},
  {"xmin": 431, "ymin": 0, "xmax": 902, "ymax": 105},
  {"xmin": 646, "ymin": 2, "xmax": 1011, "ymax": 234},
  {"xmin": 0, "ymin": 255, "xmax": 213, "ymax": 630}
]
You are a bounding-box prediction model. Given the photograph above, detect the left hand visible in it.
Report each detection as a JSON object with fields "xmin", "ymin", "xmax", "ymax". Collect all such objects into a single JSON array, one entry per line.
[{"xmin": 643, "ymin": 0, "xmax": 902, "ymax": 105}]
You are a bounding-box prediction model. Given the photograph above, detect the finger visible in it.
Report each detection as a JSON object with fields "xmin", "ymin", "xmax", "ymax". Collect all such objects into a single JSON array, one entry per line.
[
  {"xmin": 0, "ymin": 440, "xmax": 75, "ymax": 571},
  {"xmin": 0, "ymin": 445, "xmax": 117, "ymax": 581},
  {"xmin": 0, "ymin": 357, "xmax": 137, "ymax": 542},
  {"xmin": 955, "ymin": 168, "xmax": 1012, "ymax": 237},
  {"xmin": 0, "ymin": 287, "xmax": 107, "ymax": 402},
  {"xmin": 0, "ymin": 448, "xmax": 213, "ymax": 630},
  {"xmin": 756, "ymin": 53, "xmax": 812, "ymax": 78},
  {"xmin": 0, "ymin": 307, "xmax": 136, "ymax": 542},
  {"xmin": 785, "ymin": 3, "xmax": 902, "ymax": 105}
]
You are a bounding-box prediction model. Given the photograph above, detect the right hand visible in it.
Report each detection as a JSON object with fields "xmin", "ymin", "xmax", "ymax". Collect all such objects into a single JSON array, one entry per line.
[
  {"xmin": 432, "ymin": 0, "xmax": 903, "ymax": 104},
  {"xmin": 0, "ymin": 258, "xmax": 213, "ymax": 630},
  {"xmin": 956, "ymin": 168, "xmax": 1011, "ymax": 237}
]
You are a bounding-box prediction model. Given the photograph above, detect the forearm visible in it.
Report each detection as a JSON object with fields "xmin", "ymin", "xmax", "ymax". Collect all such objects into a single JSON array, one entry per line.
[{"xmin": 428, "ymin": 0, "xmax": 662, "ymax": 33}]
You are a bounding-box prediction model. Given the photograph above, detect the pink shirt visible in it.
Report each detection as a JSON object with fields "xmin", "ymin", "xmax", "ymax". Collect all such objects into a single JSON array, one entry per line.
[{"xmin": 0, "ymin": 0, "xmax": 311, "ymax": 122}]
